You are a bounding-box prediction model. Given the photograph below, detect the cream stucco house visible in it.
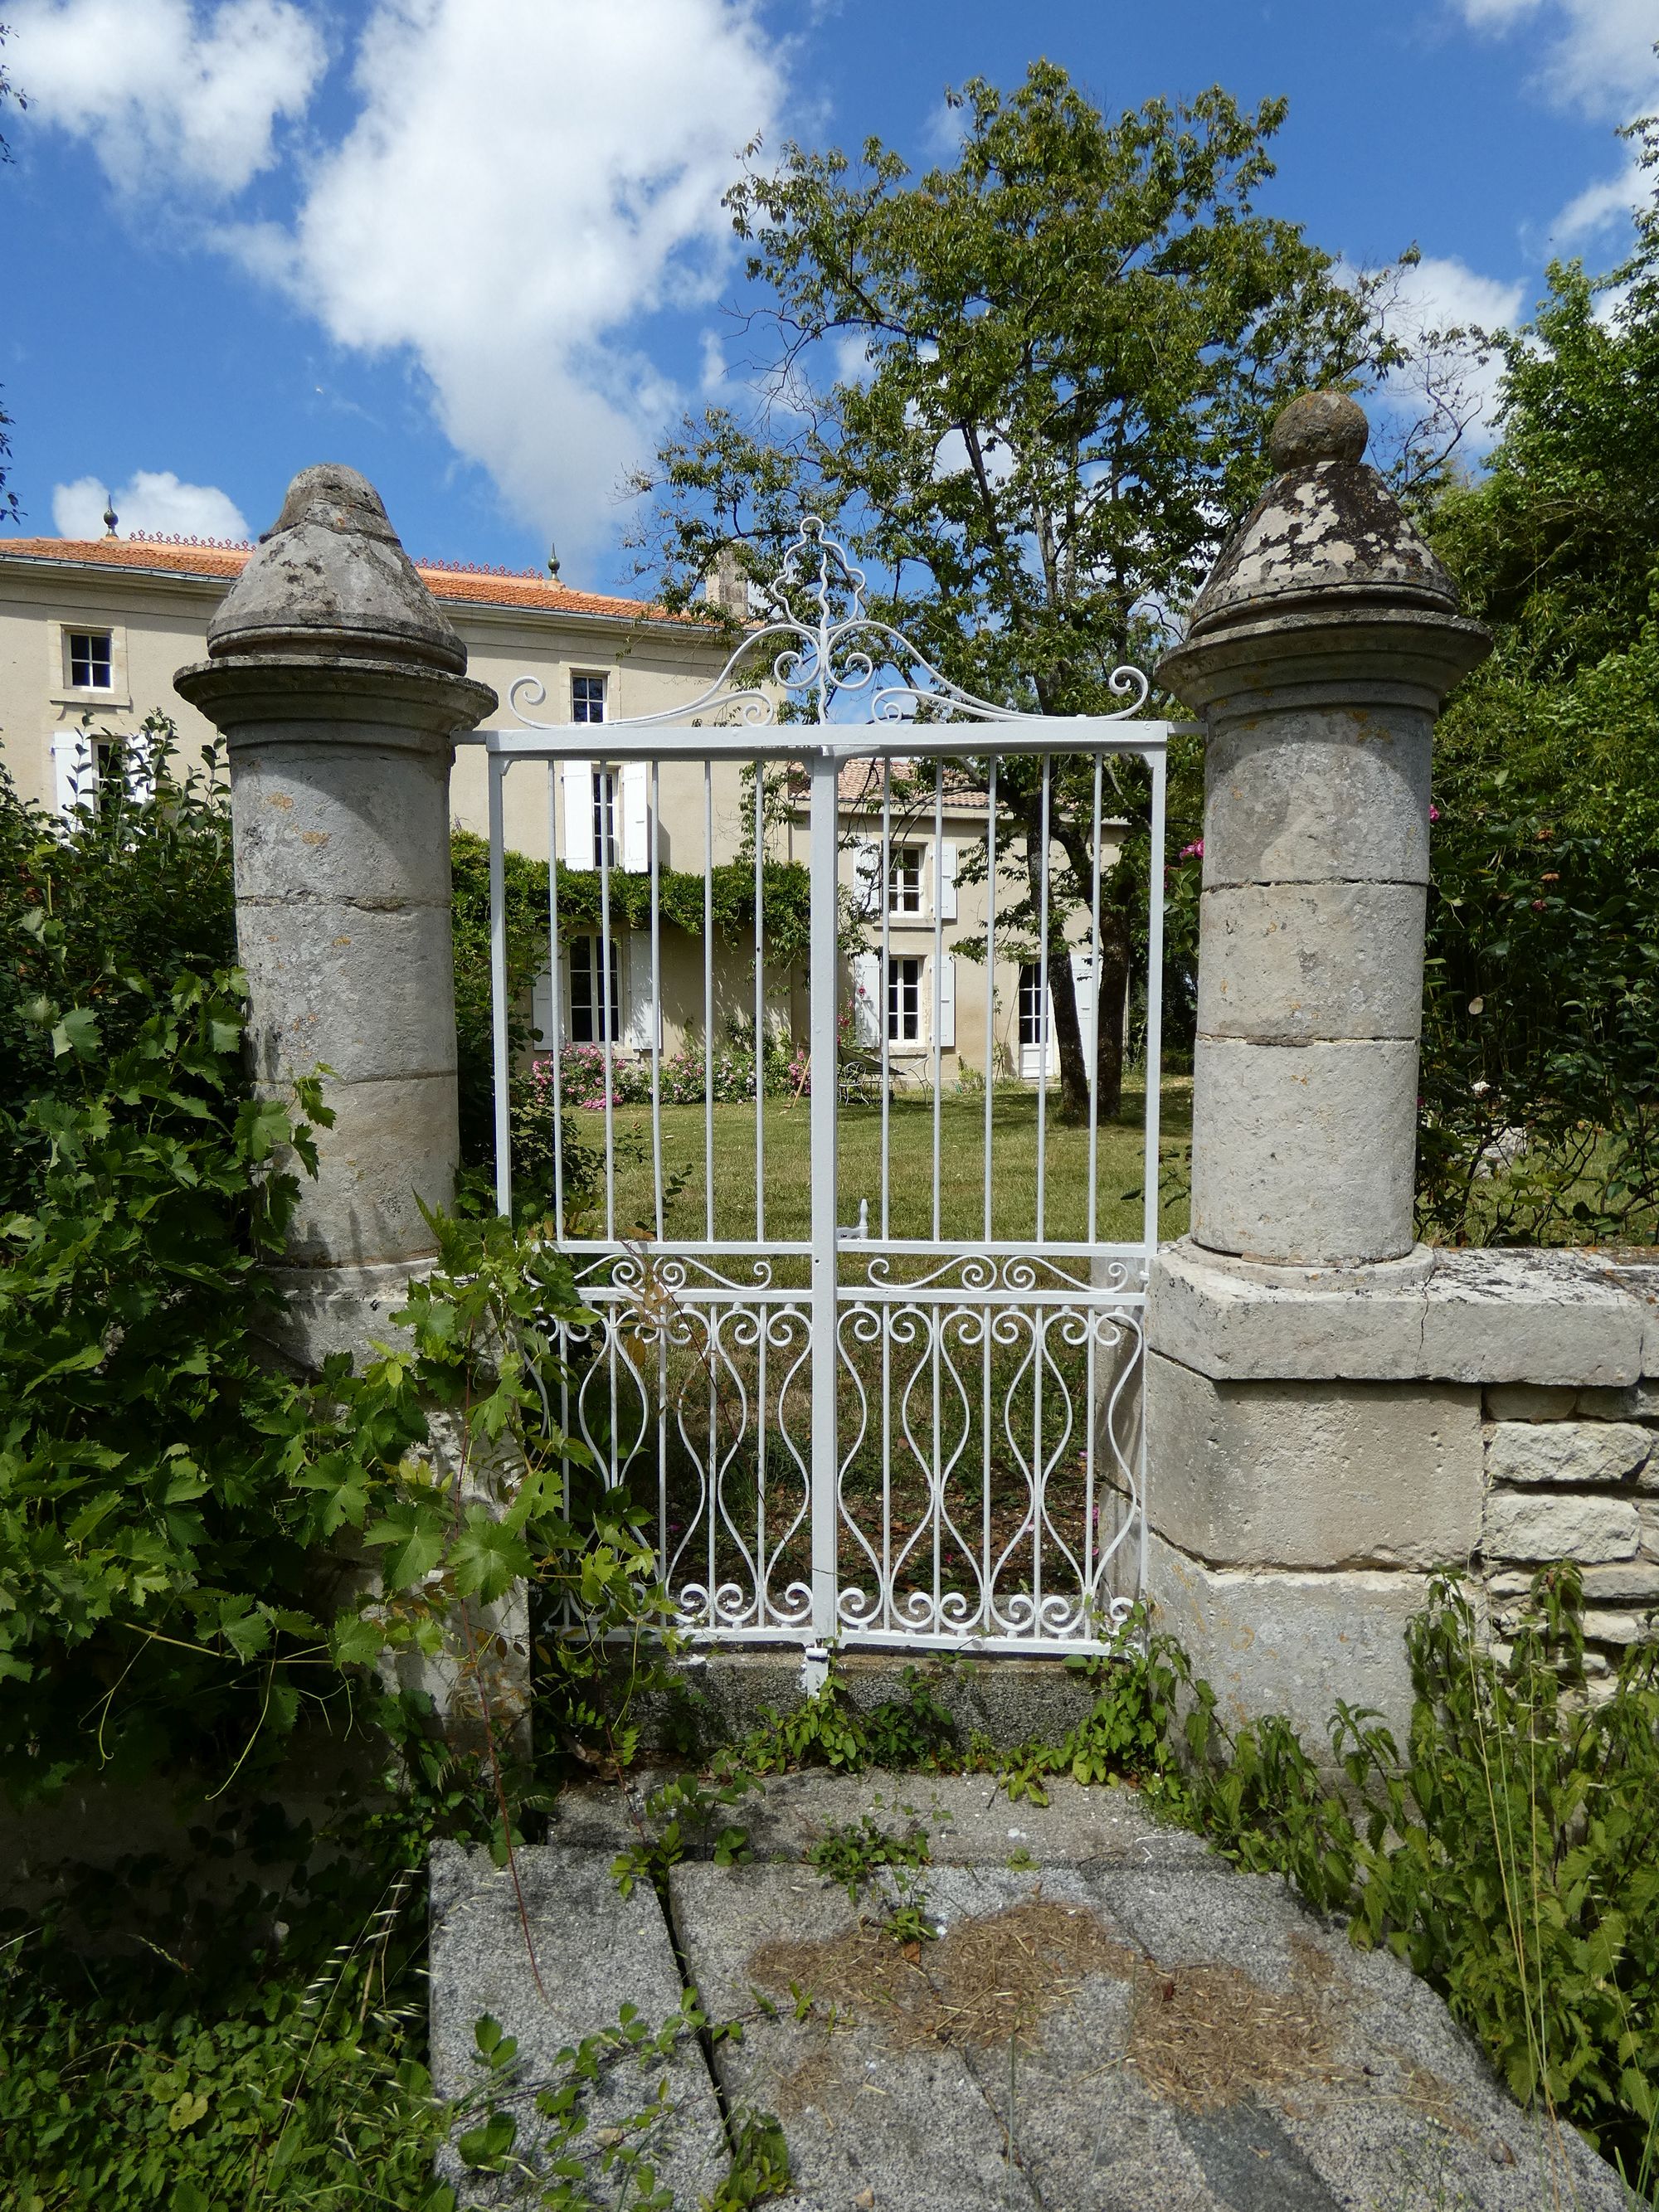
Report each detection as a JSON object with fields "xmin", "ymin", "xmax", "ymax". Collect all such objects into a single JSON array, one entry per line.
[{"xmin": 0, "ymin": 531, "xmax": 1115, "ymax": 1087}]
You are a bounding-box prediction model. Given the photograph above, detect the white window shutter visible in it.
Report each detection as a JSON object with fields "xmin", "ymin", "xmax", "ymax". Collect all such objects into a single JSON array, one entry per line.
[
  {"xmin": 124, "ymin": 725, "xmax": 158, "ymax": 806},
  {"xmin": 51, "ymin": 733, "xmax": 93, "ymax": 819},
  {"xmin": 624, "ymin": 932, "xmax": 657, "ymax": 1049},
  {"xmin": 851, "ymin": 951, "xmax": 880, "ymax": 1044},
  {"xmin": 1070, "ymin": 948, "xmax": 1096, "ymax": 1062},
  {"xmin": 531, "ymin": 966, "xmax": 556, "ymax": 1051},
  {"xmin": 852, "ymin": 839, "xmax": 880, "ymax": 918},
  {"xmin": 620, "ymin": 761, "xmax": 649, "ymax": 874},
  {"xmin": 561, "ymin": 760, "xmax": 595, "ymax": 867},
  {"xmin": 937, "ymin": 839, "xmax": 958, "ymax": 921},
  {"xmin": 935, "ymin": 954, "xmax": 956, "ymax": 1048}
]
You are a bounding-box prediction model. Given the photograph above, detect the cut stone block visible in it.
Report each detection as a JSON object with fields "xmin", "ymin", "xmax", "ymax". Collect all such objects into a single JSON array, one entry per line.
[
  {"xmin": 1199, "ymin": 705, "xmax": 1433, "ymax": 888},
  {"xmin": 428, "ymin": 1842, "xmax": 728, "ymax": 2206},
  {"xmin": 1146, "ymin": 1531, "xmax": 1428, "ymax": 1743},
  {"xmin": 1190, "ymin": 1036, "xmax": 1419, "ymax": 1266},
  {"xmin": 1578, "ymin": 1381, "xmax": 1659, "ymax": 1418},
  {"xmin": 1485, "ymin": 1419, "xmax": 1652, "ymax": 1488},
  {"xmin": 1195, "ymin": 880, "xmax": 1426, "ymax": 1041},
  {"xmin": 1481, "ymin": 1490, "xmax": 1641, "ymax": 1565},
  {"xmin": 1484, "ymin": 1383, "xmax": 1579, "ymax": 1422},
  {"xmin": 1146, "ymin": 1354, "xmax": 1481, "ymax": 1570}
]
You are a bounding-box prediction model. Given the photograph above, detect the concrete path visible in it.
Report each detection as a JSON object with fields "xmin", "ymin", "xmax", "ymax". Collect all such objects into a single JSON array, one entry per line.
[{"xmin": 431, "ymin": 1772, "xmax": 1630, "ymax": 2210}]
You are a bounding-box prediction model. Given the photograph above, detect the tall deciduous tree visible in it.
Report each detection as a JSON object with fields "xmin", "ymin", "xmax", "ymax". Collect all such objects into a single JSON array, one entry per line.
[{"xmin": 633, "ymin": 63, "xmax": 1397, "ymax": 1116}]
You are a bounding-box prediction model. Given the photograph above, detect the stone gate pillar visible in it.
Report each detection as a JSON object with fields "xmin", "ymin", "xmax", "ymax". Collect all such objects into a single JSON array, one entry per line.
[
  {"xmin": 1159, "ymin": 391, "xmax": 1488, "ymax": 1267},
  {"xmin": 1144, "ymin": 394, "xmax": 1492, "ymax": 1742},
  {"xmin": 177, "ymin": 468, "xmax": 519, "ymax": 1757},
  {"xmin": 175, "ymin": 464, "xmax": 495, "ymax": 1364}
]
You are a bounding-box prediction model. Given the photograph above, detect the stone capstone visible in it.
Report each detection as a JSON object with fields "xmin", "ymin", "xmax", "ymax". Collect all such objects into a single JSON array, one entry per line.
[
  {"xmin": 206, "ymin": 461, "xmax": 469, "ymax": 673},
  {"xmin": 1146, "ymin": 1241, "xmax": 1651, "ymax": 1388}
]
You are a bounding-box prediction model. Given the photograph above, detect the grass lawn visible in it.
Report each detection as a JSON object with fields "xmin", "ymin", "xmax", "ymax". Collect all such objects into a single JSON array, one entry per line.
[{"xmin": 563, "ymin": 1079, "xmax": 1192, "ymax": 1247}]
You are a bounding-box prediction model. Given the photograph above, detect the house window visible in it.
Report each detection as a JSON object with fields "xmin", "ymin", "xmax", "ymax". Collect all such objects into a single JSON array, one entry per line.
[
  {"xmin": 1019, "ymin": 963, "xmax": 1047, "ymax": 1049},
  {"xmin": 887, "ymin": 847, "xmax": 922, "ymax": 915},
  {"xmin": 569, "ymin": 934, "xmax": 621, "ymax": 1043},
  {"xmin": 887, "ymin": 955, "xmax": 921, "ymax": 1043},
  {"xmin": 67, "ymin": 630, "xmax": 114, "ymax": 689},
  {"xmin": 591, "ymin": 770, "xmax": 618, "ymax": 869},
  {"xmin": 572, "ymin": 673, "xmax": 606, "ymax": 723}
]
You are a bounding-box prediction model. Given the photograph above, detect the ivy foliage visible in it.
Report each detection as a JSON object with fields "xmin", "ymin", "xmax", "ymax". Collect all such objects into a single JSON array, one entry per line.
[{"xmin": 0, "ymin": 741, "xmax": 674, "ymax": 1810}]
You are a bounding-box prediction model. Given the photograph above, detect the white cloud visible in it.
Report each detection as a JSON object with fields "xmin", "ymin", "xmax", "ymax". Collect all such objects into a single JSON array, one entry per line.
[
  {"xmin": 226, "ymin": 0, "xmax": 781, "ymax": 560},
  {"xmin": 9, "ymin": 0, "xmax": 325, "ymax": 196},
  {"xmin": 1447, "ymin": 0, "xmax": 1659, "ymax": 120},
  {"xmin": 1553, "ymin": 157, "xmax": 1649, "ymax": 246},
  {"xmin": 53, "ymin": 469, "xmax": 251, "ymax": 540},
  {"xmin": 1374, "ymin": 255, "xmax": 1528, "ymax": 452}
]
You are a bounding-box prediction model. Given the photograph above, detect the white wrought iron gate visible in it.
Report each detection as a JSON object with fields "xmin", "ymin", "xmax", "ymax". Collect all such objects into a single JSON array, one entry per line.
[{"xmin": 469, "ymin": 523, "xmax": 1167, "ymax": 1658}]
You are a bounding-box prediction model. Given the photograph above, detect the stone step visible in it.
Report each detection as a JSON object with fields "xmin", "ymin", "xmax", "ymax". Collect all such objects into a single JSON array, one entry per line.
[{"xmin": 431, "ymin": 1772, "xmax": 1630, "ymax": 2210}]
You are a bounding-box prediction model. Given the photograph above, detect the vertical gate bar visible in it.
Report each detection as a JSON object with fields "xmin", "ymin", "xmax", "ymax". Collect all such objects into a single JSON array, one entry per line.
[
  {"xmin": 1083, "ymin": 1314, "xmax": 1097, "ymax": 1620},
  {"xmin": 983, "ymin": 761, "xmax": 997, "ymax": 1243},
  {"xmin": 1142, "ymin": 748, "xmax": 1167, "ymax": 1264},
  {"xmin": 657, "ymin": 1328, "xmax": 670, "ymax": 1607},
  {"xmin": 1035, "ymin": 757, "xmax": 1052, "ymax": 1242},
  {"xmin": 598, "ymin": 768, "xmax": 616, "ymax": 1244},
  {"xmin": 1087, "ymin": 756, "xmax": 1104, "ymax": 1245},
  {"xmin": 880, "ymin": 766, "xmax": 891, "ymax": 1238},
  {"xmin": 488, "ymin": 754, "xmax": 512, "ymax": 1218},
  {"xmin": 703, "ymin": 763, "xmax": 715, "ymax": 1242},
  {"xmin": 879, "ymin": 766, "xmax": 893, "ymax": 1617},
  {"xmin": 649, "ymin": 760, "xmax": 664, "ymax": 1242},
  {"xmin": 931, "ymin": 760, "xmax": 944, "ymax": 1242},
  {"xmin": 547, "ymin": 766, "xmax": 566, "ymax": 1242},
  {"xmin": 981, "ymin": 758, "xmax": 998, "ymax": 1631},
  {"xmin": 809, "ymin": 748, "xmax": 840, "ymax": 1646},
  {"xmin": 754, "ymin": 766, "xmax": 766, "ymax": 1243}
]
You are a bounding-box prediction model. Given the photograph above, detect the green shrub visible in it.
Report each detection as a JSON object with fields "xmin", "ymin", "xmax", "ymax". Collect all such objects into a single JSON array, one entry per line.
[{"xmin": 1181, "ymin": 1568, "xmax": 1659, "ymax": 2192}]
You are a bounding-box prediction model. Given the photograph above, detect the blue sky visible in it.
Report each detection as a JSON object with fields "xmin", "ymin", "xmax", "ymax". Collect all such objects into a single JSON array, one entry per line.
[{"xmin": 2, "ymin": 0, "xmax": 1654, "ymax": 596}]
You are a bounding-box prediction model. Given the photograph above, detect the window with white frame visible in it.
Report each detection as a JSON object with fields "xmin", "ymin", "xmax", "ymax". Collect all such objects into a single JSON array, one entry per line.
[
  {"xmin": 66, "ymin": 630, "xmax": 114, "ymax": 690},
  {"xmin": 887, "ymin": 846, "xmax": 922, "ymax": 915},
  {"xmin": 572, "ymin": 673, "xmax": 606, "ymax": 723},
  {"xmin": 887, "ymin": 955, "xmax": 921, "ymax": 1043},
  {"xmin": 569, "ymin": 934, "xmax": 621, "ymax": 1043},
  {"xmin": 1018, "ymin": 962, "xmax": 1046, "ymax": 1049}
]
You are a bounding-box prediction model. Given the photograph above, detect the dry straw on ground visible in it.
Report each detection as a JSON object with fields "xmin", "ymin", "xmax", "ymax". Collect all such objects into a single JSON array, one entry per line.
[{"xmin": 751, "ymin": 1895, "xmax": 1350, "ymax": 2114}]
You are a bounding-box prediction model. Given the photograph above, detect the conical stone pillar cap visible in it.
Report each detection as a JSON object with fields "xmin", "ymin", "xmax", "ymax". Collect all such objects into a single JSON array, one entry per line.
[{"xmin": 205, "ymin": 462, "xmax": 467, "ymax": 675}]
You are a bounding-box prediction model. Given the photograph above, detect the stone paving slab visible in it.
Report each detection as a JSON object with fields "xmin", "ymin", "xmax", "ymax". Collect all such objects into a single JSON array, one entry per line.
[
  {"xmin": 428, "ymin": 1841, "xmax": 728, "ymax": 2207},
  {"xmin": 673, "ymin": 1852, "xmax": 1628, "ymax": 2212},
  {"xmin": 547, "ymin": 1767, "xmax": 1213, "ymax": 1869}
]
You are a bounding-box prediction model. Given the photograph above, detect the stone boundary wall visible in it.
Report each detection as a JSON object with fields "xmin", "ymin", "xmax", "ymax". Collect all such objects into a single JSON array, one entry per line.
[
  {"xmin": 1143, "ymin": 1242, "xmax": 1659, "ymax": 1738},
  {"xmin": 1481, "ymin": 1379, "xmax": 1659, "ymax": 1680}
]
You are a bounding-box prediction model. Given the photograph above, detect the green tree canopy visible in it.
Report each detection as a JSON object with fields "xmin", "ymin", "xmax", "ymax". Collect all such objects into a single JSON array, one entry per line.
[
  {"xmin": 633, "ymin": 62, "xmax": 1398, "ymax": 1116},
  {"xmin": 1417, "ymin": 123, "xmax": 1659, "ymax": 1242}
]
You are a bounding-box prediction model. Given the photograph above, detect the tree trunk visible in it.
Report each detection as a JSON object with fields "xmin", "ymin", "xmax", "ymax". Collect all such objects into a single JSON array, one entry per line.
[
  {"xmin": 1093, "ymin": 911, "xmax": 1132, "ymax": 1121},
  {"xmin": 1048, "ymin": 954, "xmax": 1090, "ymax": 1122}
]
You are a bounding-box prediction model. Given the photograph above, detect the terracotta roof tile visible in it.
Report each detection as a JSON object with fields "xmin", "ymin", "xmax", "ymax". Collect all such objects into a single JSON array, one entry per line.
[{"xmin": 0, "ymin": 535, "xmax": 695, "ymax": 626}]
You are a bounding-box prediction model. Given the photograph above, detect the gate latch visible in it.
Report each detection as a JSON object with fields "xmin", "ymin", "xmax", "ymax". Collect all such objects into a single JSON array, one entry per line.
[{"xmin": 836, "ymin": 1197, "xmax": 869, "ymax": 1243}]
